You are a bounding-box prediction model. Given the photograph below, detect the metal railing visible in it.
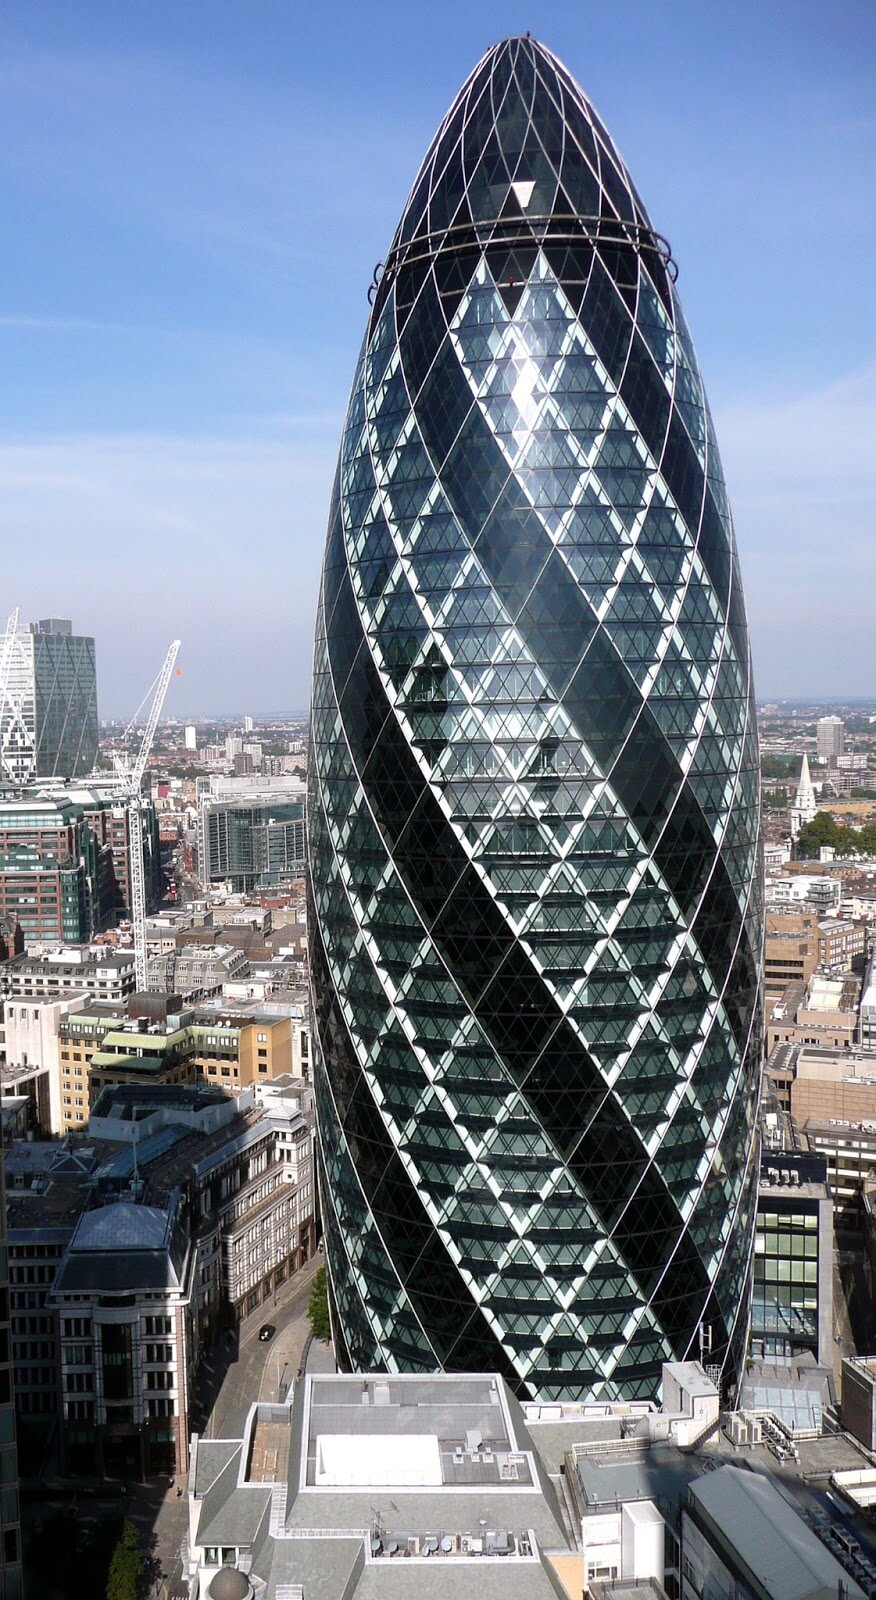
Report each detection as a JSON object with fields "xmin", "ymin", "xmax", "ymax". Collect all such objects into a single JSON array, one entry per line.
[{"xmin": 369, "ymin": 211, "xmax": 676, "ymax": 302}]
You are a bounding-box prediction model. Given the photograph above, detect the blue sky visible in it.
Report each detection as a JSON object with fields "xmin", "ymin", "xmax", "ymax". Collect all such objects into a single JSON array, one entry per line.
[{"xmin": 0, "ymin": 0, "xmax": 873, "ymax": 715}]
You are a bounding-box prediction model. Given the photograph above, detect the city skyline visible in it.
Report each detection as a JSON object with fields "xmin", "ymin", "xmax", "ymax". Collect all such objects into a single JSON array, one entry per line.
[{"xmin": 0, "ymin": 0, "xmax": 873, "ymax": 712}]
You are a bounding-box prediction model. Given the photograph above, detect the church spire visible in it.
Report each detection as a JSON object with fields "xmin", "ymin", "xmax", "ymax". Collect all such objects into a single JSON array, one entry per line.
[{"xmin": 790, "ymin": 753, "xmax": 817, "ymax": 837}]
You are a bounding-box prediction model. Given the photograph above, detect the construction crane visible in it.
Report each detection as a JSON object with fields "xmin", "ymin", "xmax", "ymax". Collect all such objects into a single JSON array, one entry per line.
[{"xmin": 114, "ymin": 640, "xmax": 181, "ymax": 990}]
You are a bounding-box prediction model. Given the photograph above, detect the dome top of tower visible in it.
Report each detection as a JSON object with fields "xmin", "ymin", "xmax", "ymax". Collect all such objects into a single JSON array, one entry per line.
[{"xmin": 377, "ymin": 32, "xmax": 668, "ymax": 322}]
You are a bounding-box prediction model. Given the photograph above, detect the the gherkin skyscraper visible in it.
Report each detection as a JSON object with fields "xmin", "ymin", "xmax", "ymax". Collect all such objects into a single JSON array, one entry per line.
[{"xmin": 308, "ymin": 36, "xmax": 763, "ymax": 1401}]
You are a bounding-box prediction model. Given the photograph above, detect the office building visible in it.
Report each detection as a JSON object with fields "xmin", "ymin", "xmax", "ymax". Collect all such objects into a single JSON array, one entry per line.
[
  {"xmin": 1, "ymin": 951, "xmax": 132, "ymax": 1134},
  {"xmin": 816, "ymin": 716, "xmax": 844, "ymax": 764},
  {"xmin": 766, "ymin": 970, "xmax": 861, "ymax": 1054},
  {"xmin": 73, "ymin": 785, "xmax": 162, "ymax": 923},
  {"xmin": 859, "ymin": 947, "xmax": 876, "ymax": 1048},
  {"xmin": 185, "ymin": 725, "xmax": 198, "ymax": 752},
  {"xmin": 188, "ymin": 1356, "xmax": 875, "ymax": 1600},
  {"xmin": 198, "ymin": 776, "xmax": 306, "ymax": 894},
  {"xmin": 841, "ymin": 1357, "xmax": 876, "ymax": 1454},
  {"xmin": 787, "ymin": 1043, "xmax": 876, "ymax": 1123},
  {"xmin": 308, "ymin": 35, "xmax": 763, "ymax": 1399},
  {"xmin": 147, "ymin": 941, "xmax": 249, "ymax": 998},
  {"xmin": 751, "ymin": 1131, "xmax": 833, "ymax": 1366},
  {"xmin": 766, "ymin": 873, "xmax": 842, "ymax": 913},
  {"xmin": 764, "ymin": 1045, "xmax": 876, "ymax": 1223},
  {"xmin": 0, "ymin": 796, "xmax": 95, "ymax": 943},
  {"xmin": 6, "ymin": 1081, "xmax": 315, "ymax": 1478},
  {"xmin": 56, "ymin": 990, "xmax": 307, "ymax": 1131},
  {"xmin": 0, "ymin": 617, "xmax": 98, "ymax": 784},
  {"xmin": 0, "ymin": 947, "xmax": 135, "ymax": 1002},
  {"xmin": 764, "ymin": 912, "xmax": 820, "ymax": 1001},
  {"xmin": 0, "ymin": 789, "xmax": 160, "ymax": 947},
  {"xmin": 0, "ymin": 1061, "xmax": 52, "ymax": 1136},
  {"xmin": 188, "ymin": 1371, "xmax": 575, "ymax": 1600},
  {"xmin": 51, "ymin": 1193, "xmax": 194, "ymax": 1478},
  {"xmin": 817, "ymin": 917, "xmax": 868, "ymax": 972}
]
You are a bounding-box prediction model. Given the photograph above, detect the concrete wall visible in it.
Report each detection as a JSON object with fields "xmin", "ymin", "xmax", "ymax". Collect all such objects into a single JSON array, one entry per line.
[
  {"xmin": 842, "ymin": 1360, "xmax": 876, "ymax": 1453},
  {"xmin": 4, "ymin": 991, "xmax": 87, "ymax": 1133}
]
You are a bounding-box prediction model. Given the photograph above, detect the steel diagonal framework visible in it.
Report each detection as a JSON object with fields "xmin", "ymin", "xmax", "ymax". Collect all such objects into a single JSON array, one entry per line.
[{"xmin": 308, "ymin": 35, "xmax": 763, "ymax": 1401}]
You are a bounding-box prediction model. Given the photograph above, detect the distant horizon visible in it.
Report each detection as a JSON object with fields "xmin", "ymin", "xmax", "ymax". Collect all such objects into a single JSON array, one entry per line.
[{"xmin": 96, "ymin": 695, "xmax": 876, "ymax": 727}]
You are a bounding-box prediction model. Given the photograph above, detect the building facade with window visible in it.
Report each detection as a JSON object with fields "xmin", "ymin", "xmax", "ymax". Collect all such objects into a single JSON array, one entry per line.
[
  {"xmin": 308, "ymin": 35, "xmax": 762, "ymax": 1400},
  {"xmin": 0, "ymin": 618, "xmax": 98, "ymax": 784},
  {"xmin": 751, "ymin": 1146, "xmax": 832, "ymax": 1366},
  {"xmin": 56, "ymin": 996, "xmax": 303, "ymax": 1131},
  {"xmin": 48, "ymin": 1197, "xmax": 194, "ymax": 1478},
  {"xmin": 0, "ymin": 792, "xmax": 160, "ymax": 948},
  {"xmin": 5, "ymin": 1082, "xmax": 315, "ymax": 1479},
  {"xmin": 197, "ymin": 777, "xmax": 306, "ymax": 894}
]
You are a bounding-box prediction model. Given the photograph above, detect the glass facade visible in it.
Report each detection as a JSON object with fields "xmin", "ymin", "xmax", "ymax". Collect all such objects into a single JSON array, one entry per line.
[
  {"xmin": 752, "ymin": 1205, "xmax": 819, "ymax": 1355},
  {"xmin": 202, "ymin": 798, "xmax": 306, "ymax": 892},
  {"xmin": 33, "ymin": 628, "xmax": 98, "ymax": 779},
  {"xmin": 0, "ymin": 621, "xmax": 98, "ymax": 783},
  {"xmin": 751, "ymin": 1154, "xmax": 829, "ymax": 1364},
  {"xmin": 308, "ymin": 36, "xmax": 763, "ymax": 1399}
]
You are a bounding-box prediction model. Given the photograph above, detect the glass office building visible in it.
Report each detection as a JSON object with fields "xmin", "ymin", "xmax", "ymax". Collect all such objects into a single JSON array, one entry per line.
[
  {"xmin": 198, "ymin": 782, "xmax": 307, "ymax": 893},
  {"xmin": 751, "ymin": 1148, "xmax": 832, "ymax": 1365},
  {"xmin": 308, "ymin": 36, "xmax": 763, "ymax": 1399},
  {"xmin": 0, "ymin": 619, "xmax": 98, "ymax": 783}
]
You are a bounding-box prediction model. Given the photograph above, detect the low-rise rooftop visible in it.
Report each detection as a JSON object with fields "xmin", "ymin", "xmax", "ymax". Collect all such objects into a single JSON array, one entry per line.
[{"xmin": 688, "ymin": 1465, "xmax": 867, "ymax": 1600}]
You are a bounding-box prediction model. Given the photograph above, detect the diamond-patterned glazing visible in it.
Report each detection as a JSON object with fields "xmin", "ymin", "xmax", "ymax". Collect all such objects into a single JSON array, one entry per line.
[{"xmin": 308, "ymin": 35, "xmax": 763, "ymax": 1401}]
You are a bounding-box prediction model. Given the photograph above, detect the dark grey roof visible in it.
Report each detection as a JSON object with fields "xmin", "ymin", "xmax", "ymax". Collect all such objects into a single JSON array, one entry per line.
[
  {"xmin": 576, "ymin": 1443, "xmax": 700, "ymax": 1519},
  {"xmin": 194, "ymin": 1440, "xmax": 240, "ymax": 1497},
  {"xmin": 54, "ymin": 1249, "xmax": 176, "ymax": 1293},
  {"xmin": 197, "ymin": 1450, "xmax": 270, "ymax": 1550},
  {"xmin": 208, "ymin": 1570, "xmax": 250, "ymax": 1600},
  {"xmin": 688, "ymin": 1466, "xmax": 867, "ymax": 1600}
]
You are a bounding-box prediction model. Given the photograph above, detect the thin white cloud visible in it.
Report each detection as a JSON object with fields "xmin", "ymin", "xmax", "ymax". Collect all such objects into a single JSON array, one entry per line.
[{"xmin": 0, "ymin": 421, "xmax": 339, "ymax": 715}]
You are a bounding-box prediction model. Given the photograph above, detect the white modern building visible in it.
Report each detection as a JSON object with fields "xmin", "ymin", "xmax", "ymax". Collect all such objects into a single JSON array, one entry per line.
[{"xmin": 816, "ymin": 716, "xmax": 845, "ymax": 764}]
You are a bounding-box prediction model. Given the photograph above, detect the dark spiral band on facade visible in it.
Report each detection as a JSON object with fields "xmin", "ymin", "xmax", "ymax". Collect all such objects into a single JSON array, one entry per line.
[{"xmin": 309, "ymin": 34, "xmax": 763, "ymax": 1401}]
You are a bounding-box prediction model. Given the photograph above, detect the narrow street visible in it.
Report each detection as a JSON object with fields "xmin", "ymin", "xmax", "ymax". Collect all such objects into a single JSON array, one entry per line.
[
  {"xmin": 203, "ymin": 1252, "xmax": 325, "ymax": 1438},
  {"xmin": 133, "ymin": 1254, "xmax": 329, "ymax": 1596}
]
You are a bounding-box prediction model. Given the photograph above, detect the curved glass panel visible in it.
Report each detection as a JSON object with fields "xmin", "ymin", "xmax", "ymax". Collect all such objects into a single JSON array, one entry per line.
[{"xmin": 308, "ymin": 35, "xmax": 763, "ymax": 1401}]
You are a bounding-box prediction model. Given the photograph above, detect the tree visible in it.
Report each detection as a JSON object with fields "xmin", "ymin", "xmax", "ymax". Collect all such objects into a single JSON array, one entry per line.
[
  {"xmin": 796, "ymin": 811, "xmax": 876, "ymax": 859},
  {"xmin": 762, "ymin": 755, "xmax": 798, "ymax": 780},
  {"xmin": 308, "ymin": 1265, "xmax": 331, "ymax": 1341},
  {"xmin": 106, "ymin": 1519, "xmax": 142, "ymax": 1600}
]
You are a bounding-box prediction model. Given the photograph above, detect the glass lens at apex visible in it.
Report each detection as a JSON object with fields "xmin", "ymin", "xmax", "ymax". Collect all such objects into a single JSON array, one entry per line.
[{"xmin": 307, "ymin": 35, "xmax": 763, "ymax": 1400}]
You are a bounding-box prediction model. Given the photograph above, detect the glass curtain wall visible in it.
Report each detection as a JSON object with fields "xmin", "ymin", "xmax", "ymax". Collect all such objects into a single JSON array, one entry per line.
[{"xmin": 308, "ymin": 35, "xmax": 763, "ymax": 1400}]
